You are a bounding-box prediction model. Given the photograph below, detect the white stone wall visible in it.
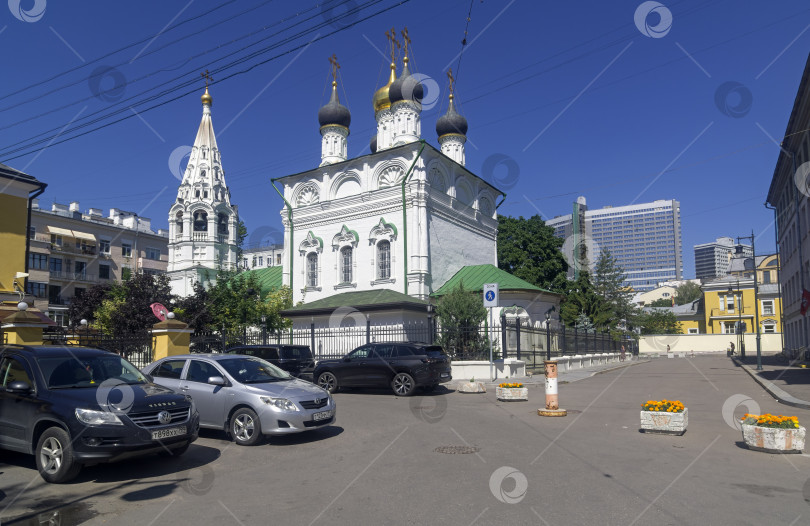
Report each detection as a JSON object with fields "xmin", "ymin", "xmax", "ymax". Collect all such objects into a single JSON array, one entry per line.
[{"xmin": 640, "ymin": 332, "xmax": 784, "ymax": 353}]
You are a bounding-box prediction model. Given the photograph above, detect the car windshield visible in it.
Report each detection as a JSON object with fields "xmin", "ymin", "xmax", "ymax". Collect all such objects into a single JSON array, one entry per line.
[
  {"xmin": 39, "ymin": 354, "xmax": 148, "ymax": 389},
  {"xmin": 218, "ymin": 357, "xmax": 291, "ymax": 384}
]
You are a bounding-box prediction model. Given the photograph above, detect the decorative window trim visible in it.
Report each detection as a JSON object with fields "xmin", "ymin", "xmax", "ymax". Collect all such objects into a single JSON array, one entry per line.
[
  {"xmin": 373, "ymin": 161, "xmax": 406, "ymax": 189},
  {"xmin": 299, "ymin": 231, "xmax": 324, "ymax": 255},
  {"xmin": 332, "ymin": 224, "xmax": 359, "ymax": 249},
  {"xmin": 369, "ymin": 217, "xmax": 397, "ymax": 244},
  {"xmin": 330, "ymin": 171, "xmax": 362, "ymax": 200},
  {"xmin": 370, "ymin": 277, "xmax": 396, "ymax": 286},
  {"xmin": 294, "ymin": 182, "xmax": 321, "ymax": 207},
  {"xmin": 334, "ymin": 282, "xmax": 357, "ymax": 291}
]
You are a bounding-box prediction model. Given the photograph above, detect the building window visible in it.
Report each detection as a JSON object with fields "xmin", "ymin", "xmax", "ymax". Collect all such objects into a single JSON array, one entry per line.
[
  {"xmin": 49, "ymin": 258, "xmax": 62, "ymax": 272},
  {"xmin": 688, "ymin": 328, "xmax": 698, "ymax": 334},
  {"xmin": 762, "ymin": 271, "xmax": 771, "ymax": 284},
  {"xmin": 99, "ymin": 264, "xmax": 111, "ymax": 280},
  {"xmin": 723, "ymin": 321, "xmax": 736, "ymax": 334},
  {"xmin": 307, "ymin": 253, "xmax": 318, "ymax": 287},
  {"xmin": 252, "ymin": 256, "xmax": 257, "ymax": 268},
  {"xmin": 50, "ymin": 234, "xmax": 63, "ymax": 247},
  {"xmin": 28, "ymin": 226, "xmax": 36, "ymax": 240},
  {"xmin": 340, "ymin": 246, "xmax": 353, "ymax": 284},
  {"xmin": 377, "ymin": 240, "xmax": 391, "ymax": 280},
  {"xmin": 122, "ymin": 243, "xmax": 132, "ymax": 258},
  {"xmin": 258, "ymin": 256, "xmax": 263, "ymax": 266},
  {"xmin": 762, "ymin": 322, "xmax": 776, "ymax": 334},
  {"xmin": 146, "ymin": 247, "xmax": 160, "ymax": 260},
  {"xmin": 49, "ymin": 311, "xmax": 67, "ymax": 327},
  {"xmin": 28, "ymin": 253, "xmax": 48, "ymax": 270},
  {"xmin": 99, "ymin": 239, "xmax": 110, "ymax": 254},
  {"xmin": 142, "ymin": 268, "xmax": 163, "ymax": 277},
  {"xmin": 276, "ymin": 254, "xmax": 282, "ymax": 265},
  {"xmin": 761, "ymin": 300, "xmax": 774, "ymax": 316},
  {"xmin": 25, "ymin": 282, "xmax": 47, "ymax": 297}
]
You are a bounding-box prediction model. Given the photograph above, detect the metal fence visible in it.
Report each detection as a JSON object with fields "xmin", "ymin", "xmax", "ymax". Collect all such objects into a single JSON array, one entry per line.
[
  {"xmin": 191, "ymin": 315, "xmax": 638, "ymax": 373},
  {"xmin": 42, "ymin": 328, "xmax": 156, "ymax": 369}
]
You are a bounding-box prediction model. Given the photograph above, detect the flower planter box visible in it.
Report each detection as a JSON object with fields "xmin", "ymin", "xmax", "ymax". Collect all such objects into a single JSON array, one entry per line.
[
  {"xmin": 457, "ymin": 381, "xmax": 486, "ymax": 393},
  {"xmin": 741, "ymin": 424, "xmax": 806, "ymax": 453},
  {"xmin": 496, "ymin": 387, "xmax": 528, "ymax": 401},
  {"xmin": 640, "ymin": 408, "xmax": 688, "ymax": 435}
]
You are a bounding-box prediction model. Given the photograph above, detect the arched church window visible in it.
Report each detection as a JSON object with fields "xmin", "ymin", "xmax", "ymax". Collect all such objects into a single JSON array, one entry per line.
[
  {"xmin": 193, "ymin": 211, "xmax": 208, "ymax": 231},
  {"xmin": 217, "ymin": 213, "xmax": 228, "ymax": 235},
  {"xmin": 200, "ymin": 169, "xmax": 206, "ymax": 179},
  {"xmin": 377, "ymin": 240, "xmax": 391, "ymax": 280},
  {"xmin": 340, "ymin": 246, "xmax": 353, "ymax": 284},
  {"xmin": 176, "ymin": 211, "xmax": 183, "ymax": 234},
  {"xmin": 307, "ymin": 253, "xmax": 318, "ymax": 287}
]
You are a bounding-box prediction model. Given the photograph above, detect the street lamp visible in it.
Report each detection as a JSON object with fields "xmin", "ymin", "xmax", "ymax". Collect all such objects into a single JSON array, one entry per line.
[
  {"xmin": 737, "ymin": 232, "xmax": 762, "ymax": 370},
  {"xmin": 426, "ymin": 303, "xmax": 434, "ymax": 345},
  {"xmin": 261, "ymin": 314, "xmax": 267, "ymax": 345},
  {"xmin": 728, "ymin": 283, "xmax": 744, "ymax": 360}
]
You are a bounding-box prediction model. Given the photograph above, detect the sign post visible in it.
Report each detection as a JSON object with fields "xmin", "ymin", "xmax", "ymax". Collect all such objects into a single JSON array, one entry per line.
[{"xmin": 483, "ymin": 283, "xmax": 499, "ymax": 381}]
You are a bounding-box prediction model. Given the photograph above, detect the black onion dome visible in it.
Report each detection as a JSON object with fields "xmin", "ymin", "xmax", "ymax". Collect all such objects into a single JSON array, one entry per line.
[
  {"xmin": 436, "ymin": 95, "xmax": 467, "ymax": 137},
  {"xmin": 318, "ymin": 84, "xmax": 351, "ymax": 128},
  {"xmin": 389, "ymin": 60, "xmax": 423, "ymax": 105},
  {"xmin": 370, "ymin": 134, "xmax": 377, "ymax": 153}
]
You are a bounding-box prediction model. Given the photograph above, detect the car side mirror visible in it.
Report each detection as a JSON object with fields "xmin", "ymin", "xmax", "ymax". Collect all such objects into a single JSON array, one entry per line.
[
  {"xmin": 208, "ymin": 376, "xmax": 226, "ymax": 386},
  {"xmin": 6, "ymin": 381, "xmax": 31, "ymax": 393}
]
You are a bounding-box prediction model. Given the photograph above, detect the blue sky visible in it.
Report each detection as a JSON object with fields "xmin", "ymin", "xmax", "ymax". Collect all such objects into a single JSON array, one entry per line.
[{"xmin": 2, "ymin": 0, "xmax": 808, "ymax": 278}]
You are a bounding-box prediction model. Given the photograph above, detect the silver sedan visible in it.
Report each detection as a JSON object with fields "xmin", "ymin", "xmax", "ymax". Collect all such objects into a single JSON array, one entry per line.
[{"xmin": 142, "ymin": 354, "xmax": 335, "ymax": 446}]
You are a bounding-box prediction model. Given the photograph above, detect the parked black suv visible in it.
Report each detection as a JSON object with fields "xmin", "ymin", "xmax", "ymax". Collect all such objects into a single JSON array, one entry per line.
[
  {"xmin": 314, "ymin": 342, "xmax": 452, "ymax": 396},
  {"xmin": 226, "ymin": 344, "xmax": 315, "ymax": 380},
  {"xmin": 0, "ymin": 345, "xmax": 200, "ymax": 483}
]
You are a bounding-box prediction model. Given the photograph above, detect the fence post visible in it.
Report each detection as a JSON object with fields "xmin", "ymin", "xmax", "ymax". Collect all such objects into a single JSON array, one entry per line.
[
  {"xmin": 501, "ymin": 314, "xmax": 507, "ymax": 359},
  {"xmin": 221, "ymin": 323, "xmax": 227, "ymax": 352},
  {"xmin": 366, "ymin": 318, "xmax": 371, "ymax": 344},
  {"xmin": 574, "ymin": 327, "xmax": 578, "ymax": 355},
  {"xmin": 515, "ymin": 317, "xmax": 521, "ymax": 360},
  {"xmin": 310, "ymin": 322, "xmax": 315, "ymax": 357},
  {"xmin": 561, "ymin": 326, "xmax": 567, "ymax": 355}
]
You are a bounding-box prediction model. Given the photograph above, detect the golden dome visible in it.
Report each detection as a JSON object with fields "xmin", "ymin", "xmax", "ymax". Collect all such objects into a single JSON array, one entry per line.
[
  {"xmin": 372, "ymin": 63, "xmax": 396, "ymax": 113},
  {"xmin": 201, "ymin": 86, "xmax": 213, "ymax": 106}
]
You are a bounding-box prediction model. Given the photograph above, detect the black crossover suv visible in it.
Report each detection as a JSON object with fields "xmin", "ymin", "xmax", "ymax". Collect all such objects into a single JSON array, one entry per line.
[
  {"xmin": 0, "ymin": 345, "xmax": 200, "ymax": 483},
  {"xmin": 226, "ymin": 344, "xmax": 315, "ymax": 380},
  {"xmin": 314, "ymin": 342, "xmax": 452, "ymax": 396}
]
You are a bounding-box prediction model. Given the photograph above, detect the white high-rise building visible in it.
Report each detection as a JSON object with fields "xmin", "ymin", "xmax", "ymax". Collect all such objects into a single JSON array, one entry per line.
[
  {"xmin": 167, "ymin": 86, "xmax": 239, "ymax": 296},
  {"xmin": 693, "ymin": 237, "xmax": 752, "ymax": 280}
]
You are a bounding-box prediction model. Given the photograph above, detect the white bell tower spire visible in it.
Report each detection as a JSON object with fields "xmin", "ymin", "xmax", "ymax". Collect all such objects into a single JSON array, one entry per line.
[{"xmin": 168, "ymin": 71, "xmax": 239, "ymax": 297}]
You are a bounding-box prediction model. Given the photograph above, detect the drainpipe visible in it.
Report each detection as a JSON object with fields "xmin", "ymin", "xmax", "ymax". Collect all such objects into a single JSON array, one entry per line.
[
  {"xmin": 24, "ymin": 182, "xmax": 47, "ymax": 293},
  {"xmin": 401, "ymin": 140, "xmax": 426, "ymax": 295},
  {"xmin": 271, "ymin": 179, "xmax": 294, "ymax": 343}
]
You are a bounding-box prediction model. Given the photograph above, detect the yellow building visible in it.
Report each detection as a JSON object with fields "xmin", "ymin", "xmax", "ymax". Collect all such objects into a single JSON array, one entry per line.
[
  {"xmin": 0, "ymin": 163, "xmax": 47, "ymax": 302},
  {"xmin": 702, "ymin": 254, "xmax": 782, "ymax": 335}
]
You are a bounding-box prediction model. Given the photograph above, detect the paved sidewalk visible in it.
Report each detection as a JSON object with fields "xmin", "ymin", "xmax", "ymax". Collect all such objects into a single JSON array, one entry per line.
[
  {"xmin": 477, "ymin": 356, "xmax": 650, "ymax": 386},
  {"xmin": 732, "ymin": 353, "xmax": 810, "ymax": 409}
]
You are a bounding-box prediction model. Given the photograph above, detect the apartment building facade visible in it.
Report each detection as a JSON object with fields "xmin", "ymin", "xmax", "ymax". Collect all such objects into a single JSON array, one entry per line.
[{"xmin": 694, "ymin": 236, "xmax": 753, "ymax": 279}]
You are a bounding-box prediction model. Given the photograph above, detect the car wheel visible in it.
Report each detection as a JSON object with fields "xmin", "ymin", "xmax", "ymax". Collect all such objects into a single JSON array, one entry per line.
[
  {"xmin": 317, "ymin": 372, "xmax": 339, "ymax": 393},
  {"xmin": 159, "ymin": 442, "xmax": 191, "ymax": 457},
  {"xmin": 35, "ymin": 427, "xmax": 82, "ymax": 484},
  {"xmin": 230, "ymin": 408, "xmax": 262, "ymax": 446},
  {"xmin": 391, "ymin": 373, "xmax": 417, "ymax": 396}
]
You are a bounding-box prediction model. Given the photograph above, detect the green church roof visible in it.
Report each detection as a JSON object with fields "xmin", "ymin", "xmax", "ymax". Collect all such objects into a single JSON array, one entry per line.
[
  {"xmin": 432, "ymin": 264, "xmax": 557, "ymax": 296},
  {"xmin": 241, "ymin": 266, "xmax": 283, "ymax": 297},
  {"xmin": 281, "ymin": 289, "xmax": 428, "ymax": 316}
]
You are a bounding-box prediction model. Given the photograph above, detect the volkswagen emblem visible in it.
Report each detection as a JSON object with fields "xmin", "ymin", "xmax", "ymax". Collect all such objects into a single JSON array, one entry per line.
[
  {"xmin": 157, "ymin": 410, "xmax": 172, "ymax": 425},
  {"xmin": 314, "ymin": 398, "xmax": 321, "ymax": 405}
]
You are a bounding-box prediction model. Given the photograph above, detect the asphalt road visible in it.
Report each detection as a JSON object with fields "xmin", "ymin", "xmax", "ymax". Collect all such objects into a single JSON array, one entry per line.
[{"xmin": 1, "ymin": 356, "xmax": 809, "ymax": 525}]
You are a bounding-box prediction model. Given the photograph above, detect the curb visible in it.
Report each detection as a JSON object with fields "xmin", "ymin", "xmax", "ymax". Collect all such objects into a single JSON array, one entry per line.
[
  {"xmin": 476, "ymin": 359, "xmax": 649, "ymax": 386},
  {"xmin": 732, "ymin": 358, "xmax": 810, "ymax": 410}
]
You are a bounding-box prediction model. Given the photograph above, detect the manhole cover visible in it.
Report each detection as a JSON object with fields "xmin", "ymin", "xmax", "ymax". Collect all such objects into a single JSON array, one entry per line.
[{"xmin": 434, "ymin": 445, "xmax": 480, "ymax": 455}]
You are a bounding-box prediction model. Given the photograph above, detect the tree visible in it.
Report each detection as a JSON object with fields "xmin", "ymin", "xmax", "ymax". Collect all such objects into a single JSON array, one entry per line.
[
  {"xmin": 649, "ymin": 297, "xmax": 674, "ymax": 308},
  {"xmin": 674, "ymin": 282, "xmax": 702, "ymax": 305},
  {"xmin": 497, "ymin": 215, "xmax": 569, "ymax": 291},
  {"xmin": 593, "ymin": 249, "xmax": 636, "ymax": 329},
  {"xmin": 106, "ymin": 273, "xmax": 174, "ymax": 336},
  {"xmin": 175, "ymin": 281, "xmax": 214, "ymax": 333},
  {"xmin": 558, "ymin": 272, "xmax": 614, "ymax": 330},
  {"xmin": 234, "ymin": 218, "xmax": 248, "ymax": 267},
  {"xmin": 435, "ymin": 282, "xmax": 489, "ymax": 359},
  {"xmin": 67, "ymin": 284, "xmax": 112, "ymax": 328},
  {"xmin": 637, "ymin": 309, "xmax": 682, "ymax": 334},
  {"xmin": 574, "ymin": 313, "xmax": 595, "ymax": 332}
]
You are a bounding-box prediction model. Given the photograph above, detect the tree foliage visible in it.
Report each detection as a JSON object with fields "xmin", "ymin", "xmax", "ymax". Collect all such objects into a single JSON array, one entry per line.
[
  {"xmin": 593, "ymin": 249, "xmax": 636, "ymax": 325},
  {"xmin": 497, "ymin": 215, "xmax": 568, "ymax": 291},
  {"xmin": 648, "ymin": 297, "xmax": 674, "ymax": 308},
  {"xmin": 435, "ymin": 282, "xmax": 490, "ymax": 359},
  {"xmin": 558, "ymin": 272, "xmax": 614, "ymax": 330},
  {"xmin": 637, "ymin": 309, "xmax": 682, "ymax": 334},
  {"xmin": 67, "ymin": 284, "xmax": 112, "ymax": 328},
  {"xmin": 202, "ymin": 269, "xmax": 292, "ymax": 336},
  {"xmin": 674, "ymin": 282, "xmax": 702, "ymax": 305}
]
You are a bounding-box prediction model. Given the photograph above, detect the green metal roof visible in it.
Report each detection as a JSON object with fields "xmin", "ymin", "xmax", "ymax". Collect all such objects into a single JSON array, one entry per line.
[
  {"xmin": 432, "ymin": 264, "xmax": 557, "ymax": 296},
  {"xmin": 241, "ymin": 266, "xmax": 283, "ymax": 297},
  {"xmin": 282, "ymin": 289, "xmax": 428, "ymax": 316}
]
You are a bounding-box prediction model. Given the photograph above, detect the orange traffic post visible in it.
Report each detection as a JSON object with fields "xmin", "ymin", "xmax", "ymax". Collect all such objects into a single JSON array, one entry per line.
[{"xmin": 538, "ymin": 360, "xmax": 567, "ymax": 417}]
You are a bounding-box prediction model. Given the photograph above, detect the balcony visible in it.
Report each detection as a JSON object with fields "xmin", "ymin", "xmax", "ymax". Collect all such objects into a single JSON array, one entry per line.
[
  {"xmin": 48, "ymin": 243, "xmax": 97, "ymax": 256},
  {"xmin": 49, "ymin": 271, "xmax": 97, "ymax": 283},
  {"xmin": 48, "ymin": 296, "xmax": 70, "ymax": 306},
  {"xmin": 192, "ymin": 232, "xmax": 208, "ymax": 242}
]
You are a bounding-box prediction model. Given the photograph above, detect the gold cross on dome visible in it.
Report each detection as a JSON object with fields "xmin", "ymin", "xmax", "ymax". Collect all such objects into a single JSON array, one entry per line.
[
  {"xmin": 328, "ymin": 54, "xmax": 340, "ymax": 83},
  {"xmin": 447, "ymin": 69, "xmax": 455, "ymax": 93},
  {"xmin": 201, "ymin": 69, "xmax": 213, "ymax": 88},
  {"xmin": 400, "ymin": 27, "xmax": 411, "ymax": 57},
  {"xmin": 385, "ymin": 27, "xmax": 399, "ymax": 62}
]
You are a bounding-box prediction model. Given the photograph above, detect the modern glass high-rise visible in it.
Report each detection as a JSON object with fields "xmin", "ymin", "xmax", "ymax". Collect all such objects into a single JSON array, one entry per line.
[
  {"xmin": 694, "ymin": 237, "xmax": 753, "ymax": 279},
  {"xmin": 547, "ymin": 198, "xmax": 683, "ymax": 292}
]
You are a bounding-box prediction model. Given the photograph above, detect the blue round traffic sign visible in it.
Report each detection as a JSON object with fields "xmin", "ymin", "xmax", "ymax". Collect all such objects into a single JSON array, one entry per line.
[{"xmin": 485, "ymin": 291, "xmax": 495, "ymax": 301}]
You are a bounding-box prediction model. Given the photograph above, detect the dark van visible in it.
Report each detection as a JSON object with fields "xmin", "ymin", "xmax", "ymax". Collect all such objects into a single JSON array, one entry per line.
[{"xmin": 226, "ymin": 345, "xmax": 315, "ymax": 380}]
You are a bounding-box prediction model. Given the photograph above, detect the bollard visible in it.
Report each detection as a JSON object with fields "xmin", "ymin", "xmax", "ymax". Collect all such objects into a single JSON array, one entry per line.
[{"xmin": 538, "ymin": 360, "xmax": 567, "ymax": 417}]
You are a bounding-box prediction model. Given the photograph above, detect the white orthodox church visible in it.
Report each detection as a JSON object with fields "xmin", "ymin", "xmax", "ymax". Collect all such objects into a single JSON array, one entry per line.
[{"xmin": 167, "ymin": 85, "xmax": 239, "ymax": 297}]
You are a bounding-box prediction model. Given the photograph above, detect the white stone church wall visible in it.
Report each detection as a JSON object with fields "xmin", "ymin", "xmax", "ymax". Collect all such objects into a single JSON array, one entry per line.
[{"xmin": 427, "ymin": 211, "xmax": 496, "ymax": 293}]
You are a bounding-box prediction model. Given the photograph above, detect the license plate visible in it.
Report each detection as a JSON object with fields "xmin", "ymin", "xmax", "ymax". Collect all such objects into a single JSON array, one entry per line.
[
  {"xmin": 440, "ymin": 372, "xmax": 450, "ymax": 378},
  {"xmin": 313, "ymin": 410, "xmax": 333, "ymax": 421},
  {"xmin": 151, "ymin": 426, "xmax": 186, "ymax": 440}
]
